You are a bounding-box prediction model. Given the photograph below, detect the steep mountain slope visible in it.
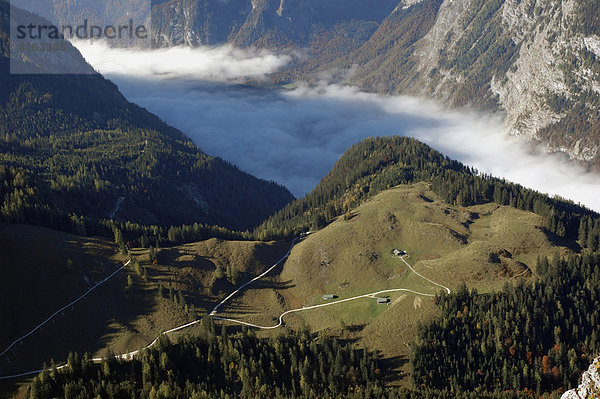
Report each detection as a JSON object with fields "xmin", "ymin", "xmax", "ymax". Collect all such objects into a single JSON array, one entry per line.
[
  {"xmin": 146, "ymin": 0, "xmax": 600, "ymax": 166},
  {"xmin": 0, "ymin": 1, "xmax": 293, "ymax": 234},
  {"xmin": 0, "ymin": 221, "xmax": 288, "ymax": 380},
  {"xmin": 151, "ymin": 0, "xmax": 252, "ymax": 47},
  {"xmin": 313, "ymin": 0, "xmax": 600, "ymax": 166},
  {"xmin": 358, "ymin": 0, "xmax": 600, "ymax": 165},
  {"xmin": 32, "ymin": 0, "xmax": 599, "ymax": 163}
]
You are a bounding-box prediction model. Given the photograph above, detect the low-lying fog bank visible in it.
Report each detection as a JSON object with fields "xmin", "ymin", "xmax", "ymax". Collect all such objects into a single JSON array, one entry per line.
[{"xmin": 75, "ymin": 41, "xmax": 600, "ymax": 211}]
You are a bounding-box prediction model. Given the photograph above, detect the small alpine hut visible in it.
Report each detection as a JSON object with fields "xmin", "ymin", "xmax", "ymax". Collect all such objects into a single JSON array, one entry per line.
[{"xmin": 393, "ymin": 249, "xmax": 407, "ymax": 257}]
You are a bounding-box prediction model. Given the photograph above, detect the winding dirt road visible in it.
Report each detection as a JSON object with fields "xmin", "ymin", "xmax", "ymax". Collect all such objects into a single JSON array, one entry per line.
[
  {"xmin": 0, "ymin": 241, "xmax": 296, "ymax": 380},
  {"xmin": 0, "ymin": 241, "xmax": 450, "ymax": 380},
  {"xmin": 211, "ymin": 251, "xmax": 451, "ymax": 329}
]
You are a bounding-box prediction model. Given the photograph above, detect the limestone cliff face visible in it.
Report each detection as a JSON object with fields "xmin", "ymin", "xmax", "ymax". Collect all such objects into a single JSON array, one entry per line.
[
  {"xmin": 562, "ymin": 357, "xmax": 600, "ymax": 399},
  {"xmin": 353, "ymin": 0, "xmax": 600, "ymax": 164},
  {"xmin": 150, "ymin": 0, "xmax": 397, "ymax": 48},
  {"xmin": 490, "ymin": 0, "xmax": 600, "ymax": 162}
]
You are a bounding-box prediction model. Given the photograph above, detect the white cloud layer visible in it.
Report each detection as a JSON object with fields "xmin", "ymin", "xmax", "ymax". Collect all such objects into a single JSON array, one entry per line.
[
  {"xmin": 74, "ymin": 40, "xmax": 292, "ymax": 81},
  {"xmin": 74, "ymin": 42, "xmax": 600, "ymax": 212}
]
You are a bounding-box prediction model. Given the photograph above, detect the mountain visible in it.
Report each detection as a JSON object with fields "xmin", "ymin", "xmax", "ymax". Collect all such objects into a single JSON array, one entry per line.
[
  {"xmin": 214, "ymin": 138, "xmax": 600, "ymax": 397},
  {"xmin": 247, "ymin": 137, "xmax": 600, "ymax": 391},
  {"xmin": 254, "ymin": 136, "xmax": 599, "ymax": 249},
  {"xmin": 0, "ymin": 1, "xmax": 294, "ymax": 236},
  {"xmin": 21, "ymin": 0, "xmax": 600, "ymax": 165},
  {"xmin": 4, "ymin": 137, "xmax": 599, "ymax": 398},
  {"xmin": 148, "ymin": 0, "xmax": 600, "ymax": 167},
  {"xmin": 345, "ymin": 0, "xmax": 600, "ymax": 166},
  {"xmin": 150, "ymin": 0, "xmax": 398, "ymax": 47},
  {"xmin": 231, "ymin": 182, "xmax": 562, "ymax": 379}
]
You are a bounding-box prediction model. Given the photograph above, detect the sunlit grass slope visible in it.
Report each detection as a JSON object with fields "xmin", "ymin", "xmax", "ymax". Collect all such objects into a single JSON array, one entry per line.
[{"xmin": 224, "ymin": 182, "xmax": 577, "ymax": 385}]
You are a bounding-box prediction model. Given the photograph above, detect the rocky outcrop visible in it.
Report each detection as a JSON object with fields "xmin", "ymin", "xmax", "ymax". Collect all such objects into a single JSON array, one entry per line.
[
  {"xmin": 362, "ymin": 0, "xmax": 600, "ymax": 165},
  {"xmin": 562, "ymin": 357, "xmax": 600, "ymax": 399}
]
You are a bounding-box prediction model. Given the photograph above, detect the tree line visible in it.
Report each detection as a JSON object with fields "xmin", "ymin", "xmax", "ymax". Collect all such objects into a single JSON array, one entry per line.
[
  {"xmin": 26, "ymin": 320, "xmax": 382, "ymax": 399},
  {"xmin": 254, "ymin": 137, "xmax": 599, "ymax": 250}
]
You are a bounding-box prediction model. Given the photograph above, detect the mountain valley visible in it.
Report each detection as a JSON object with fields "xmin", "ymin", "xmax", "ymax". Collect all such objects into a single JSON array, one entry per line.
[{"xmin": 1, "ymin": 0, "xmax": 600, "ymax": 398}]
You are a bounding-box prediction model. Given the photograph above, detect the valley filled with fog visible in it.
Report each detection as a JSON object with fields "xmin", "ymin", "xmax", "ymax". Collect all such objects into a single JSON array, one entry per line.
[{"xmin": 76, "ymin": 42, "xmax": 600, "ymax": 211}]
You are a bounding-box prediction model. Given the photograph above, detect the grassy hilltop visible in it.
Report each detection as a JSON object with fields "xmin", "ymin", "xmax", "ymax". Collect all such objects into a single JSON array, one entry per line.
[{"xmin": 218, "ymin": 182, "xmax": 577, "ymax": 385}]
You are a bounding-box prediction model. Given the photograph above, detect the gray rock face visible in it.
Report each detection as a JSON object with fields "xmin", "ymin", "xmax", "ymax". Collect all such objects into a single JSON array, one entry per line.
[
  {"xmin": 562, "ymin": 357, "xmax": 600, "ymax": 399},
  {"xmin": 150, "ymin": 0, "xmax": 398, "ymax": 47},
  {"xmin": 348, "ymin": 0, "xmax": 600, "ymax": 164},
  {"xmin": 488, "ymin": 0, "xmax": 600, "ymax": 162},
  {"xmin": 151, "ymin": 0, "xmax": 252, "ymax": 47}
]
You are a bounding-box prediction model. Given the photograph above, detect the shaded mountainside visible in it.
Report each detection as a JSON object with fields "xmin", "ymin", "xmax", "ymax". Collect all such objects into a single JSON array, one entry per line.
[
  {"xmin": 0, "ymin": 1, "xmax": 294, "ymax": 236},
  {"xmin": 149, "ymin": 0, "xmax": 600, "ymax": 166},
  {"xmin": 0, "ymin": 221, "xmax": 289, "ymax": 380}
]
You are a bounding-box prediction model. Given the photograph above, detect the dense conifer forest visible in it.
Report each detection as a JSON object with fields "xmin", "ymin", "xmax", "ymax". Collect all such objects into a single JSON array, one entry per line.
[
  {"xmin": 27, "ymin": 321, "xmax": 383, "ymax": 399},
  {"xmin": 0, "ymin": 1, "xmax": 294, "ymax": 239},
  {"xmin": 25, "ymin": 315, "xmax": 562, "ymax": 399},
  {"xmin": 413, "ymin": 253, "xmax": 600, "ymax": 396}
]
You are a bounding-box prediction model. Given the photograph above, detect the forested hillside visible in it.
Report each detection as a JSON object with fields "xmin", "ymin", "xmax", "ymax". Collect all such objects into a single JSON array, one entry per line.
[
  {"xmin": 0, "ymin": 1, "xmax": 293, "ymax": 237},
  {"xmin": 413, "ymin": 254, "xmax": 600, "ymax": 396},
  {"xmin": 255, "ymin": 137, "xmax": 600, "ymax": 252},
  {"xmin": 25, "ymin": 325, "xmax": 383, "ymax": 399}
]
